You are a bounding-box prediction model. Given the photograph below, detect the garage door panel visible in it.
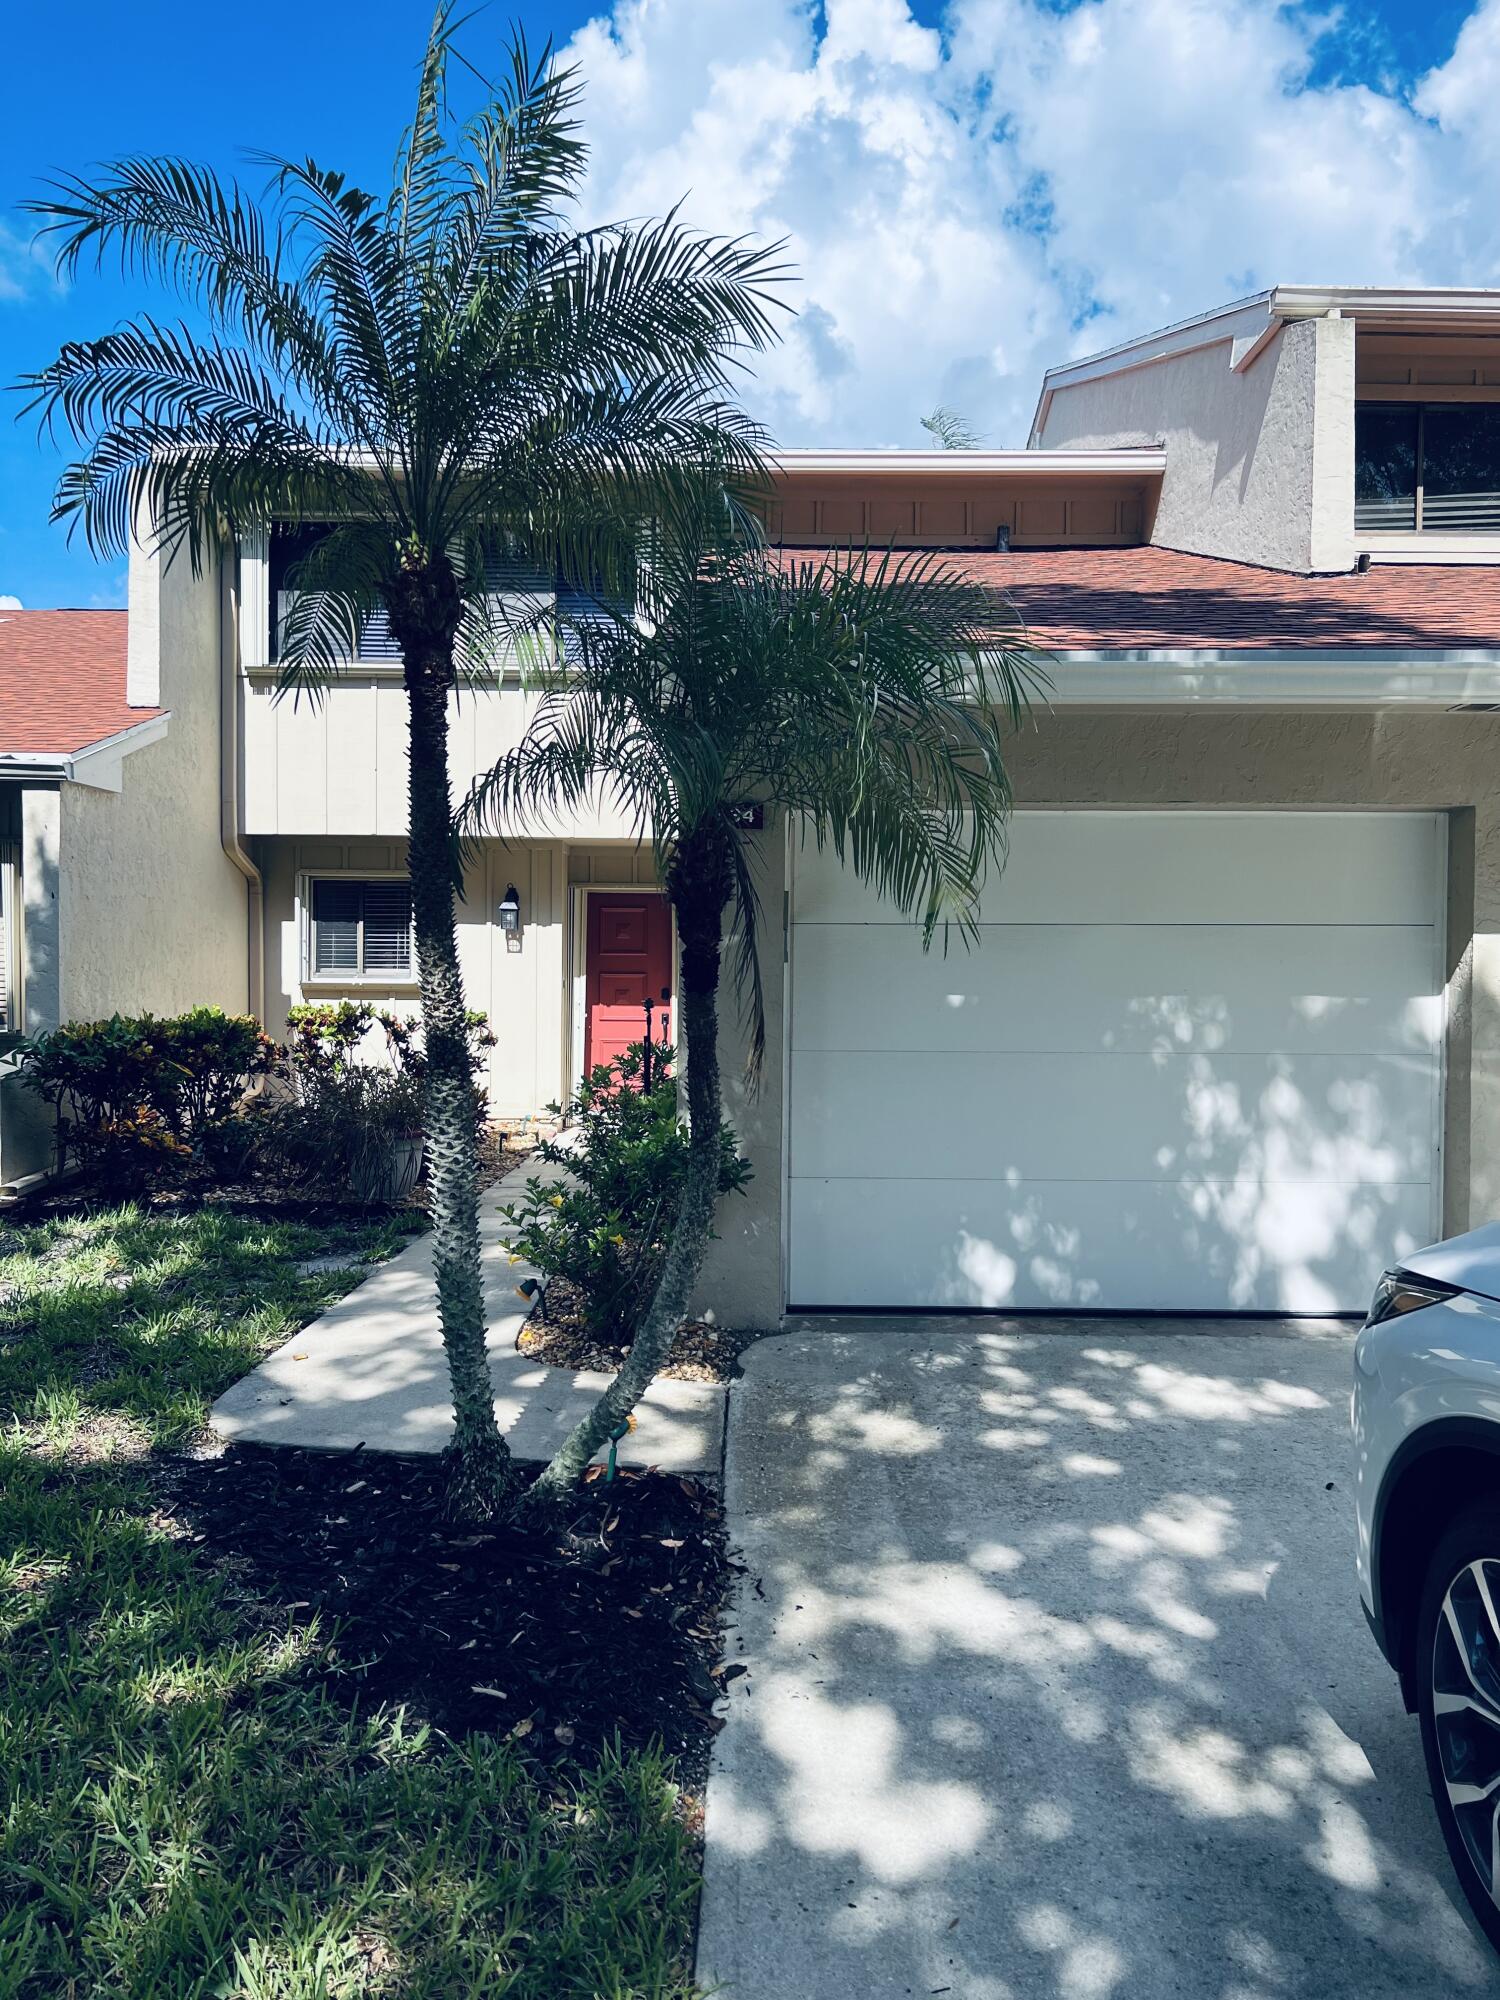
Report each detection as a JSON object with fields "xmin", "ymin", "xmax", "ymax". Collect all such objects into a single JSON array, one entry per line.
[
  {"xmin": 791, "ymin": 924, "xmax": 1440, "ymax": 1058},
  {"xmin": 794, "ymin": 811, "xmax": 1439, "ymax": 927},
  {"xmin": 791, "ymin": 1047, "xmax": 1438, "ymax": 1185},
  {"xmin": 787, "ymin": 1176, "xmax": 1436, "ymax": 1314},
  {"xmin": 787, "ymin": 811, "xmax": 1442, "ymax": 1314}
]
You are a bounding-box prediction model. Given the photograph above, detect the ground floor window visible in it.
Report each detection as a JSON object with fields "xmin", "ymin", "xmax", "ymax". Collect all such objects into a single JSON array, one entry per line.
[{"xmin": 307, "ymin": 877, "xmax": 414, "ymax": 980}]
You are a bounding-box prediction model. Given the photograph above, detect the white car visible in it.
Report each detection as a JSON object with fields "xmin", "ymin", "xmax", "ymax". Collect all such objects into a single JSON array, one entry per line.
[{"xmin": 1355, "ymin": 1220, "xmax": 1500, "ymax": 1949}]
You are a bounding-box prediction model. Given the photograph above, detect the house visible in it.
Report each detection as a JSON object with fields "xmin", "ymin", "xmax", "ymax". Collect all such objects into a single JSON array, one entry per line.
[
  {"xmin": 40, "ymin": 280, "xmax": 1500, "ymax": 1318},
  {"xmin": 0, "ymin": 603, "xmax": 253, "ymax": 1189}
]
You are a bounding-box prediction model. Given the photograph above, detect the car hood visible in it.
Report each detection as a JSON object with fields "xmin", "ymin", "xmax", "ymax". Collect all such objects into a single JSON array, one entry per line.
[{"xmin": 1401, "ymin": 1220, "xmax": 1500, "ymax": 1302}]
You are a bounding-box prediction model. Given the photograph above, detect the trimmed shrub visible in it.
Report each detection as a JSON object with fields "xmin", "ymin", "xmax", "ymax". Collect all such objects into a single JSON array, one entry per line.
[
  {"xmin": 20, "ymin": 1008, "xmax": 278, "ymax": 1189},
  {"xmin": 503, "ymin": 1042, "xmax": 750, "ymax": 1347}
]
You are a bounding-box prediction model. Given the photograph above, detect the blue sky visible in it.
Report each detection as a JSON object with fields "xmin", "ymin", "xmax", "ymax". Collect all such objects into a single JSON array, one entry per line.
[{"xmin": 0, "ymin": 0, "xmax": 1489, "ymax": 607}]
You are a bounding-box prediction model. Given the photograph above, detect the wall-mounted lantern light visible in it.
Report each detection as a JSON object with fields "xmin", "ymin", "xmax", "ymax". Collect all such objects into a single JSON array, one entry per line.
[{"xmin": 498, "ymin": 884, "xmax": 522, "ymax": 935}]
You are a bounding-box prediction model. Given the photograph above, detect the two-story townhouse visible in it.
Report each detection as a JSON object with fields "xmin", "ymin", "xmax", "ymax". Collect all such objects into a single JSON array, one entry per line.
[{"xmin": 106, "ymin": 282, "xmax": 1500, "ymax": 1324}]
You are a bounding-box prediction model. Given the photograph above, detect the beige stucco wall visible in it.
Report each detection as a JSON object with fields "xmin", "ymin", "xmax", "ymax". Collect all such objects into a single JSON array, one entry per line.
[
  {"xmin": 1038, "ymin": 315, "xmax": 1356, "ymax": 573},
  {"xmin": 698, "ymin": 707, "xmax": 1500, "ymax": 1329},
  {"xmin": 59, "ymin": 545, "xmax": 249, "ymax": 1024}
]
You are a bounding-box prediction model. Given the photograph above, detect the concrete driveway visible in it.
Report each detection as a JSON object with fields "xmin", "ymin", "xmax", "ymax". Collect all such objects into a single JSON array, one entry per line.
[{"xmin": 697, "ymin": 1317, "xmax": 1500, "ymax": 1999}]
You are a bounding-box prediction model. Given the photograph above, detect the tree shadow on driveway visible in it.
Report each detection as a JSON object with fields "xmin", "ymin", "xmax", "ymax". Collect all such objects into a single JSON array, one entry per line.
[{"xmin": 697, "ymin": 1317, "xmax": 1499, "ymax": 1999}]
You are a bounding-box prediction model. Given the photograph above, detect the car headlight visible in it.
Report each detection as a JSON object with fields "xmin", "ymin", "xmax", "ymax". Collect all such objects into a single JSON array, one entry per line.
[{"xmin": 1363, "ymin": 1269, "xmax": 1460, "ymax": 1329}]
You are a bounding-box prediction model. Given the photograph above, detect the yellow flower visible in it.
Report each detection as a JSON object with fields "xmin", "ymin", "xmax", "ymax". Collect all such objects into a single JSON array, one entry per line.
[
  {"xmin": 610, "ymin": 1233, "xmax": 626, "ymax": 1247},
  {"xmin": 550, "ymin": 1193, "xmax": 564, "ymax": 1208}
]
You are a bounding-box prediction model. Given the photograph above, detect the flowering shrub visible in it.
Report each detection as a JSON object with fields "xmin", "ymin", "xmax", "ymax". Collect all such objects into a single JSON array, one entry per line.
[{"xmin": 503, "ymin": 1042, "xmax": 750, "ymax": 1347}]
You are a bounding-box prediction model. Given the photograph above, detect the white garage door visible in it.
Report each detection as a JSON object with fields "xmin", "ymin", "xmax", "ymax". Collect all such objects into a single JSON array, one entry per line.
[{"xmin": 787, "ymin": 811, "xmax": 1444, "ymax": 1313}]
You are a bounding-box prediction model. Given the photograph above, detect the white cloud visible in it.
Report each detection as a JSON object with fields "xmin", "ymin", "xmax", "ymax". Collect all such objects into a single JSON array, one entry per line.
[
  {"xmin": 559, "ymin": 0, "xmax": 1500, "ymax": 447},
  {"xmin": 0, "ymin": 218, "xmax": 57, "ymax": 305},
  {"xmin": 0, "ymin": 596, "xmax": 22, "ymax": 612}
]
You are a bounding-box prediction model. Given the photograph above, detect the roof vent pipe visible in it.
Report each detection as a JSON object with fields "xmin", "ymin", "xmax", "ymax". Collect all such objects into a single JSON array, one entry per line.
[{"xmin": 1356, "ymin": 552, "xmax": 1371, "ymax": 574}]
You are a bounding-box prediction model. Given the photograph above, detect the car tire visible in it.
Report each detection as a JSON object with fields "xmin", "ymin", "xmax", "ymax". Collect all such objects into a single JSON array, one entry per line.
[{"xmin": 1417, "ymin": 1502, "xmax": 1500, "ymax": 1953}]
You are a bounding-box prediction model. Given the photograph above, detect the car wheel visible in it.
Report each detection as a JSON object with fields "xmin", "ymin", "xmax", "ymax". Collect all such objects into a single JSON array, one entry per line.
[{"xmin": 1418, "ymin": 1503, "xmax": 1500, "ymax": 1952}]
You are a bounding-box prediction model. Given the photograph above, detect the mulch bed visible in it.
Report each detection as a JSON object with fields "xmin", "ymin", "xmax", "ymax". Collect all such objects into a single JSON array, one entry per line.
[
  {"xmin": 5, "ymin": 1128, "xmax": 537, "ymax": 1225},
  {"xmin": 517, "ymin": 1277, "xmax": 762, "ymax": 1384},
  {"xmin": 168, "ymin": 1445, "xmax": 744, "ymax": 1784}
]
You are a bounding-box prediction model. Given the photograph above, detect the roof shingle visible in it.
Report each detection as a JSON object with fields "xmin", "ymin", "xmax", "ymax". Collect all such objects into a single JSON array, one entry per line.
[
  {"xmin": 0, "ymin": 610, "xmax": 155, "ymax": 757},
  {"xmin": 782, "ymin": 544, "xmax": 1500, "ymax": 653}
]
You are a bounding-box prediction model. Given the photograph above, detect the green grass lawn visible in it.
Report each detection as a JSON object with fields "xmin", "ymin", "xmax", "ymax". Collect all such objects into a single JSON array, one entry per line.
[{"xmin": 0, "ymin": 1204, "xmax": 702, "ymax": 1999}]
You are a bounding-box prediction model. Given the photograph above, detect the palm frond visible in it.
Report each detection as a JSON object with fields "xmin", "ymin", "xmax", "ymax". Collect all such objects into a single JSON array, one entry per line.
[
  {"xmin": 446, "ymin": 33, "xmax": 586, "ymax": 312},
  {"xmin": 392, "ymin": 2, "xmax": 467, "ymax": 254},
  {"xmin": 272, "ymin": 520, "xmax": 394, "ymax": 702},
  {"xmin": 466, "ymin": 495, "xmax": 1042, "ymax": 1077}
]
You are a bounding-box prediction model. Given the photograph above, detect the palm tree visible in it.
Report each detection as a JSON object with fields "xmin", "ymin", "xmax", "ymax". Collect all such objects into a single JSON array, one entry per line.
[
  {"xmin": 466, "ymin": 481, "xmax": 1042, "ymax": 1503},
  {"xmin": 17, "ymin": 12, "xmax": 785, "ymax": 1516},
  {"xmin": 921, "ymin": 406, "xmax": 985, "ymax": 449}
]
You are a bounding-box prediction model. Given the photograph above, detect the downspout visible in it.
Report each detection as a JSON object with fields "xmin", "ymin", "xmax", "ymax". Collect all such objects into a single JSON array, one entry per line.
[{"xmin": 219, "ymin": 549, "xmax": 265, "ymax": 1022}]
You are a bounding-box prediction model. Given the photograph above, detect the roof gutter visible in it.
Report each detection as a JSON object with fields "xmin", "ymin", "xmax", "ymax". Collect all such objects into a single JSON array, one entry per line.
[
  {"xmin": 220, "ymin": 554, "xmax": 264, "ymax": 1024},
  {"xmin": 0, "ymin": 711, "xmax": 171, "ymax": 792},
  {"xmin": 773, "ymin": 447, "xmax": 1166, "ymax": 477},
  {"xmin": 995, "ymin": 645, "xmax": 1500, "ymax": 709},
  {"xmin": 1270, "ymin": 285, "xmax": 1500, "ymax": 325}
]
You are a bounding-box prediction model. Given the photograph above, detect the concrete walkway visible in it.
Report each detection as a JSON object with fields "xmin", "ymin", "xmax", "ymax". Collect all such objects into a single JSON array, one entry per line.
[
  {"xmin": 698, "ymin": 1316, "xmax": 1500, "ymax": 1998},
  {"xmin": 210, "ymin": 1160, "xmax": 724, "ymax": 1473}
]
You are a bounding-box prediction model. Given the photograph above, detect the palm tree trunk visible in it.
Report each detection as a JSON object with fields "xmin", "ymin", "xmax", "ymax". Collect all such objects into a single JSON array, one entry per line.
[
  {"xmin": 404, "ymin": 639, "xmax": 518, "ymax": 1519},
  {"xmin": 527, "ymin": 857, "xmax": 728, "ymax": 1506}
]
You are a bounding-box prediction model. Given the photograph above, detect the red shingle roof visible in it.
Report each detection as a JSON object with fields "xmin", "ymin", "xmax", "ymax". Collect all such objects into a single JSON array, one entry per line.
[
  {"xmin": 783, "ymin": 544, "xmax": 1500, "ymax": 652},
  {"xmin": 0, "ymin": 610, "xmax": 156, "ymax": 757}
]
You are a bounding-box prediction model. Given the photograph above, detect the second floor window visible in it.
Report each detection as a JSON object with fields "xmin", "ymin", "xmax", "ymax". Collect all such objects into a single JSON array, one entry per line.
[
  {"xmin": 269, "ymin": 523, "xmax": 565, "ymax": 665},
  {"xmin": 309, "ymin": 877, "xmax": 414, "ymax": 979},
  {"xmin": 270, "ymin": 525, "xmax": 402, "ymax": 664},
  {"xmin": 1356, "ymin": 402, "xmax": 1500, "ymax": 534}
]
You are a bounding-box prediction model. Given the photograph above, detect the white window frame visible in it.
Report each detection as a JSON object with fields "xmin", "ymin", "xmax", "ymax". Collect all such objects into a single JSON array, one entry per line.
[{"xmin": 297, "ymin": 870, "xmax": 418, "ymax": 988}]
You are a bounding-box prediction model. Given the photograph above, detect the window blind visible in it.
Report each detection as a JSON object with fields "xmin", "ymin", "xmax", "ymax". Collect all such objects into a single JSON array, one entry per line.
[{"xmin": 310, "ymin": 878, "xmax": 412, "ymax": 979}]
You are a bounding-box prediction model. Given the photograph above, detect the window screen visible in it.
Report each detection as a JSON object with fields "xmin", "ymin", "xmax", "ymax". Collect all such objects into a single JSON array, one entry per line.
[{"xmin": 310, "ymin": 878, "xmax": 413, "ymax": 978}]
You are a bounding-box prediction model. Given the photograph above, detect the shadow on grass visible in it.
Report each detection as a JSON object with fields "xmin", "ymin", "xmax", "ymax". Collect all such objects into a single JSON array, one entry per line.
[{"xmin": 0, "ymin": 1203, "xmax": 704, "ymax": 2000}]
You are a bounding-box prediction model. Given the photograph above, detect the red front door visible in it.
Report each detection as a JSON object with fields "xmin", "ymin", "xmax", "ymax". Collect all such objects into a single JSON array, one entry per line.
[{"xmin": 583, "ymin": 892, "xmax": 674, "ymax": 1084}]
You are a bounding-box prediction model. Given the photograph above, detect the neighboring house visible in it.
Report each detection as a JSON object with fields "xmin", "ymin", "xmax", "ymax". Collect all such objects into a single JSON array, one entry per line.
[
  {"xmin": 0, "ymin": 600, "xmax": 251, "ymax": 1187},
  {"xmin": 53, "ymin": 280, "xmax": 1500, "ymax": 1320}
]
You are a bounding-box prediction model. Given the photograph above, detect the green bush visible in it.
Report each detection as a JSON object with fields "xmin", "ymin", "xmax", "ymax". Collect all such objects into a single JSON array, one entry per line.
[
  {"xmin": 273, "ymin": 1003, "xmax": 494, "ymax": 1200},
  {"xmin": 283, "ymin": 999, "xmax": 377, "ymax": 1077},
  {"xmin": 19, "ymin": 1009, "xmax": 278, "ymax": 1189},
  {"xmin": 268, "ymin": 1061, "xmax": 426, "ymax": 1204},
  {"xmin": 376, "ymin": 1006, "xmax": 495, "ymax": 1089},
  {"xmin": 503, "ymin": 1042, "xmax": 750, "ymax": 1346}
]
